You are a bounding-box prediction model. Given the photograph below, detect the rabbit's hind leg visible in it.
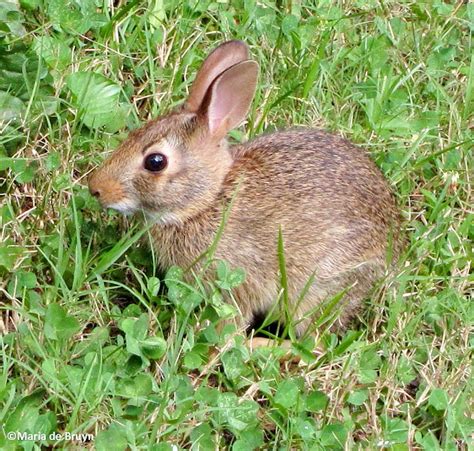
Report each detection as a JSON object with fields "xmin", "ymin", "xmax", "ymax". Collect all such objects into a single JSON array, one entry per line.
[{"xmin": 293, "ymin": 259, "xmax": 385, "ymax": 337}]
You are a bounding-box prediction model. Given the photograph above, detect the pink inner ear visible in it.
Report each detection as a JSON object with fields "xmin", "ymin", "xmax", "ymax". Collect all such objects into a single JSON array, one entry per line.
[
  {"xmin": 208, "ymin": 96, "xmax": 234, "ymax": 134},
  {"xmin": 186, "ymin": 41, "xmax": 249, "ymax": 112},
  {"xmin": 206, "ymin": 60, "xmax": 258, "ymax": 138}
]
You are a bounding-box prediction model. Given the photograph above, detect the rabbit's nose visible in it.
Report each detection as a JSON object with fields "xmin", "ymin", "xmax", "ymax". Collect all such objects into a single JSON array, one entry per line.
[
  {"xmin": 88, "ymin": 171, "xmax": 125, "ymax": 207},
  {"xmin": 88, "ymin": 173, "xmax": 101, "ymax": 198}
]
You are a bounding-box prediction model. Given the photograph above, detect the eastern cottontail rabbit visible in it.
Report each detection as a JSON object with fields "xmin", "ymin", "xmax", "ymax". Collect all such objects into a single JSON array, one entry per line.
[{"xmin": 89, "ymin": 40, "xmax": 401, "ymax": 336}]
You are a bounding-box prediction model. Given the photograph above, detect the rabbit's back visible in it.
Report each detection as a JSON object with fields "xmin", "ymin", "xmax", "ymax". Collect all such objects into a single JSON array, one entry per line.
[
  {"xmin": 230, "ymin": 129, "xmax": 398, "ymax": 227},
  {"xmin": 225, "ymin": 128, "xmax": 400, "ymax": 264}
]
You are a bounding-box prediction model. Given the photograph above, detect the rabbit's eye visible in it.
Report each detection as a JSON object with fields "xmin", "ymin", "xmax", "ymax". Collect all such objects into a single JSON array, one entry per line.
[{"xmin": 144, "ymin": 153, "xmax": 168, "ymax": 172}]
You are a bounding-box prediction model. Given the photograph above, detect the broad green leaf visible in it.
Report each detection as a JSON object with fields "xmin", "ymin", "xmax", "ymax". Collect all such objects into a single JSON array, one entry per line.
[
  {"xmin": 396, "ymin": 356, "xmax": 416, "ymax": 384},
  {"xmin": 281, "ymin": 14, "xmax": 299, "ymax": 37},
  {"xmin": 140, "ymin": 336, "xmax": 166, "ymax": 360},
  {"xmin": 216, "ymin": 260, "xmax": 246, "ymax": 290},
  {"xmin": 0, "ymin": 91, "xmax": 24, "ymax": 121},
  {"xmin": 319, "ymin": 422, "xmax": 348, "ymax": 448},
  {"xmin": 120, "ymin": 314, "xmax": 149, "ymax": 340},
  {"xmin": 0, "ymin": 44, "xmax": 43, "ymax": 99},
  {"xmin": 428, "ymin": 388, "xmax": 449, "ymax": 411},
  {"xmin": 33, "ymin": 35, "xmax": 72, "ymax": 70},
  {"xmin": 305, "ymin": 390, "xmax": 329, "ymax": 412},
  {"xmin": 15, "ymin": 163, "xmax": 36, "ymax": 184},
  {"xmin": 195, "ymin": 386, "xmax": 219, "ymax": 405},
  {"xmin": 221, "ymin": 348, "xmax": 245, "ymax": 381},
  {"xmin": 215, "ymin": 393, "xmax": 259, "ymax": 433},
  {"xmin": 415, "ymin": 430, "xmax": 442, "ymax": 450},
  {"xmin": 153, "ymin": 444, "xmax": 173, "ymax": 451},
  {"xmin": 0, "ymin": 1, "xmax": 26, "ymax": 37},
  {"xmin": 44, "ymin": 304, "xmax": 81, "ymax": 340},
  {"xmin": 4, "ymin": 392, "xmax": 43, "ymax": 433},
  {"xmin": 347, "ymin": 389, "xmax": 368, "ymax": 406},
  {"xmin": 67, "ymin": 71, "xmax": 128, "ymax": 131},
  {"xmin": 95, "ymin": 423, "xmax": 128, "ymax": 451},
  {"xmin": 19, "ymin": 0, "xmax": 42, "ymax": 10},
  {"xmin": 11, "ymin": 271, "xmax": 37, "ymax": 289},
  {"xmin": 183, "ymin": 349, "xmax": 203, "ymax": 369},
  {"xmin": 149, "ymin": 0, "xmax": 165, "ymax": 30},
  {"xmin": 0, "ymin": 241, "xmax": 25, "ymax": 271},
  {"xmin": 47, "ymin": 0, "xmax": 87, "ymax": 34},
  {"xmin": 359, "ymin": 348, "xmax": 382, "ymax": 383},
  {"xmin": 190, "ymin": 423, "xmax": 215, "ymax": 449},
  {"xmin": 293, "ymin": 417, "xmax": 316, "ymax": 441},
  {"xmin": 274, "ymin": 379, "xmax": 300, "ymax": 411},
  {"xmin": 45, "ymin": 152, "xmax": 61, "ymax": 172},
  {"xmin": 147, "ymin": 276, "xmax": 161, "ymax": 297},
  {"xmin": 233, "ymin": 427, "xmax": 264, "ymax": 450},
  {"xmin": 116, "ymin": 374, "xmax": 153, "ymax": 399},
  {"xmin": 382, "ymin": 417, "xmax": 409, "ymax": 444},
  {"xmin": 125, "ymin": 335, "xmax": 142, "ymax": 357},
  {"xmin": 33, "ymin": 411, "xmax": 57, "ymax": 436},
  {"xmin": 79, "ymin": 0, "xmax": 108, "ymax": 30}
]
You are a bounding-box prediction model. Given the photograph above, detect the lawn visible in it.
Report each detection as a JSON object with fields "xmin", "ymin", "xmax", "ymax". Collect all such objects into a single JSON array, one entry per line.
[{"xmin": 0, "ymin": 0, "xmax": 473, "ymax": 449}]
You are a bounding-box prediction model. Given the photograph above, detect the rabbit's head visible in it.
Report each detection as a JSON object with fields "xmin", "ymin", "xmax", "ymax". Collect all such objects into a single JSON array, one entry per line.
[{"xmin": 88, "ymin": 41, "xmax": 258, "ymax": 224}]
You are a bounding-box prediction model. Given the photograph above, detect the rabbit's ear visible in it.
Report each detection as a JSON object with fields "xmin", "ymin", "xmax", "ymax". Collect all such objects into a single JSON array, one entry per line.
[
  {"xmin": 185, "ymin": 40, "xmax": 249, "ymax": 112},
  {"xmin": 204, "ymin": 60, "xmax": 258, "ymax": 139}
]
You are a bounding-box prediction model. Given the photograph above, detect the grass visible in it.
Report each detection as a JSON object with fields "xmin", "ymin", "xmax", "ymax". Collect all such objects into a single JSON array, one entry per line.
[{"xmin": 1, "ymin": 0, "xmax": 473, "ymax": 449}]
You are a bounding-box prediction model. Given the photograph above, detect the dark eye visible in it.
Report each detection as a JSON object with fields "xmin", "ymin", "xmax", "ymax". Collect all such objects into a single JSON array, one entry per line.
[{"xmin": 144, "ymin": 153, "xmax": 168, "ymax": 172}]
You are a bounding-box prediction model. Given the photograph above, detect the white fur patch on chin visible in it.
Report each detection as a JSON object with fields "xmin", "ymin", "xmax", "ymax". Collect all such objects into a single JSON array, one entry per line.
[
  {"xmin": 146, "ymin": 210, "xmax": 183, "ymax": 226},
  {"xmin": 108, "ymin": 199, "xmax": 139, "ymax": 216}
]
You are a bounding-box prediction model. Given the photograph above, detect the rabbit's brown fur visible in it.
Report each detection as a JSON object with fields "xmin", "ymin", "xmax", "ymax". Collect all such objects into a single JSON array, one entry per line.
[{"xmin": 89, "ymin": 41, "xmax": 401, "ymax": 336}]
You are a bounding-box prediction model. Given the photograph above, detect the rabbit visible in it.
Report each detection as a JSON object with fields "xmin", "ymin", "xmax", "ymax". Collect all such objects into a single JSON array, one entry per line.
[{"xmin": 88, "ymin": 40, "xmax": 402, "ymax": 339}]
